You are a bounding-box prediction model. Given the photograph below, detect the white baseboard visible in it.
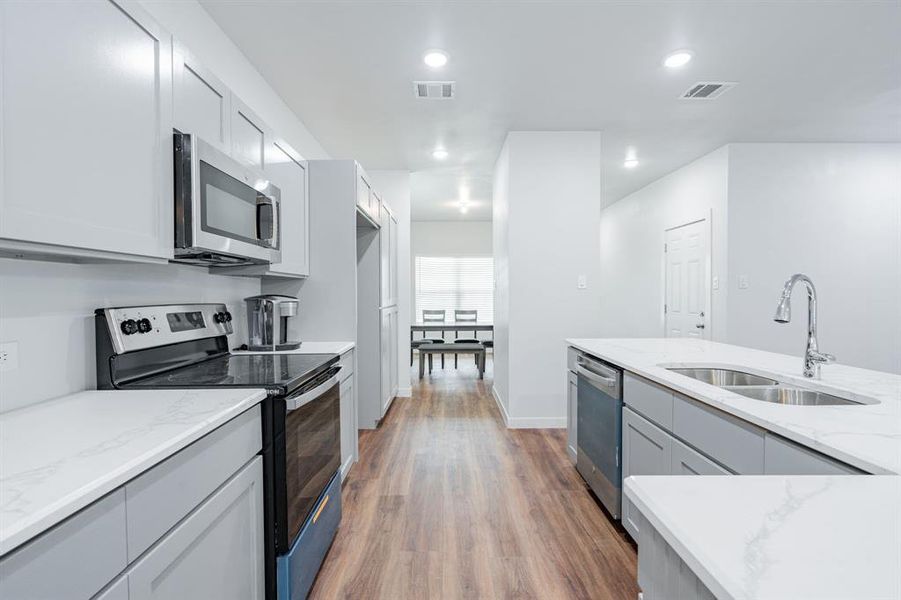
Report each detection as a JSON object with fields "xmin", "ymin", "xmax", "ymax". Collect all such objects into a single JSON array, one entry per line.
[
  {"xmin": 491, "ymin": 386, "xmax": 566, "ymax": 429},
  {"xmin": 491, "ymin": 386, "xmax": 509, "ymax": 427},
  {"xmin": 506, "ymin": 416, "xmax": 567, "ymax": 429},
  {"xmin": 340, "ymin": 454, "xmax": 355, "ymax": 481},
  {"xmin": 396, "ymin": 386, "xmax": 412, "ymax": 398}
]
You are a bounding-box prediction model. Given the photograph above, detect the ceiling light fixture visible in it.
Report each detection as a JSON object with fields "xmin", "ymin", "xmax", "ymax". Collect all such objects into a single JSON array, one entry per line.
[
  {"xmin": 623, "ymin": 159, "xmax": 639, "ymax": 169},
  {"xmin": 459, "ymin": 204, "xmax": 469, "ymax": 214},
  {"xmin": 423, "ymin": 50, "xmax": 449, "ymax": 68},
  {"xmin": 432, "ymin": 148, "xmax": 449, "ymax": 160},
  {"xmin": 663, "ymin": 50, "xmax": 693, "ymax": 68}
]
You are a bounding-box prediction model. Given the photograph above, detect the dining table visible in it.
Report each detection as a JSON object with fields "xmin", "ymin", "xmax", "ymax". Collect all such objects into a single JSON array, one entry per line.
[{"xmin": 410, "ymin": 320, "xmax": 494, "ymax": 336}]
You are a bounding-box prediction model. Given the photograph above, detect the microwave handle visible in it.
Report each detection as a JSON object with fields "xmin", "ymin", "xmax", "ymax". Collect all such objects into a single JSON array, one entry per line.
[{"xmin": 257, "ymin": 196, "xmax": 279, "ymax": 248}]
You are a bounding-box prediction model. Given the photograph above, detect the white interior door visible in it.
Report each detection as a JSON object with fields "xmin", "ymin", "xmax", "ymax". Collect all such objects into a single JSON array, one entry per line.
[{"xmin": 664, "ymin": 220, "xmax": 709, "ymax": 339}]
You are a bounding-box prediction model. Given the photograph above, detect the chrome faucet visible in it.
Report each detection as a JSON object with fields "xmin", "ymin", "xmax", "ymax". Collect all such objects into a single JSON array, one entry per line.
[{"xmin": 773, "ymin": 274, "xmax": 835, "ymax": 378}]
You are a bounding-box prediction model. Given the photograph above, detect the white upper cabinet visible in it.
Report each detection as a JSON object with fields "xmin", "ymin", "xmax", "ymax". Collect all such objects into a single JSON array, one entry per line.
[
  {"xmin": 231, "ymin": 96, "xmax": 268, "ymax": 171},
  {"xmin": 389, "ymin": 211, "xmax": 398, "ymax": 305},
  {"xmin": 0, "ymin": 0, "xmax": 174, "ymax": 259},
  {"xmin": 264, "ymin": 140, "xmax": 309, "ymax": 277},
  {"xmin": 173, "ymin": 43, "xmax": 230, "ymax": 152},
  {"xmin": 379, "ymin": 202, "xmax": 399, "ymax": 307},
  {"xmin": 355, "ymin": 164, "xmax": 378, "ymax": 221}
]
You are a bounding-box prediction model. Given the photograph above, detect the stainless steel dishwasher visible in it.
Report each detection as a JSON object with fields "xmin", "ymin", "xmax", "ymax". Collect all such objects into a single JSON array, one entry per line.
[{"xmin": 574, "ymin": 351, "xmax": 623, "ymax": 519}]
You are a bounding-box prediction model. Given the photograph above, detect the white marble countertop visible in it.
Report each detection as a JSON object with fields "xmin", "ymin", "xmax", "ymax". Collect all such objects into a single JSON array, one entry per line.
[
  {"xmin": 233, "ymin": 341, "xmax": 354, "ymax": 355},
  {"xmin": 566, "ymin": 338, "xmax": 901, "ymax": 474},
  {"xmin": 0, "ymin": 388, "xmax": 265, "ymax": 556},
  {"xmin": 625, "ymin": 475, "xmax": 901, "ymax": 600}
]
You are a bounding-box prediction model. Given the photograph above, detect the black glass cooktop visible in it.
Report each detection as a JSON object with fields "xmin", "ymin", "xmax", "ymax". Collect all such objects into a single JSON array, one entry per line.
[{"xmin": 122, "ymin": 353, "xmax": 338, "ymax": 396}]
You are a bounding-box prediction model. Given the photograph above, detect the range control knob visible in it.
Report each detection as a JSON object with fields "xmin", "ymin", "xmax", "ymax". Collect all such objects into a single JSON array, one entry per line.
[
  {"xmin": 137, "ymin": 318, "xmax": 152, "ymax": 334},
  {"xmin": 214, "ymin": 312, "xmax": 226, "ymax": 324},
  {"xmin": 224, "ymin": 311, "xmax": 232, "ymax": 322},
  {"xmin": 120, "ymin": 319, "xmax": 138, "ymax": 335}
]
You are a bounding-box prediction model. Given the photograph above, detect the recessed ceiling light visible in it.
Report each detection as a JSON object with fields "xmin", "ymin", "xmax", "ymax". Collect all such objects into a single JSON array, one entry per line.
[
  {"xmin": 423, "ymin": 50, "xmax": 449, "ymax": 68},
  {"xmin": 432, "ymin": 148, "xmax": 449, "ymax": 160},
  {"xmin": 624, "ymin": 159, "xmax": 639, "ymax": 169},
  {"xmin": 663, "ymin": 50, "xmax": 693, "ymax": 68}
]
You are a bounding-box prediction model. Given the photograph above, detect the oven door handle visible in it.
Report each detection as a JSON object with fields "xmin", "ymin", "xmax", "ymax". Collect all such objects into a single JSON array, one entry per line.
[{"xmin": 285, "ymin": 367, "xmax": 342, "ymax": 411}]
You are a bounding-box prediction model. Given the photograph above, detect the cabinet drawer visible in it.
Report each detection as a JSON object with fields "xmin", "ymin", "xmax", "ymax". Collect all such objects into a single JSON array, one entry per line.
[
  {"xmin": 672, "ymin": 394, "xmax": 764, "ymax": 474},
  {"xmin": 671, "ymin": 437, "xmax": 731, "ymax": 475},
  {"xmin": 125, "ymin": 406, "xmax": 262, "ymax": 560},
  {"xmin": 126, "ymin": 457, "xmax": 265, "ymax": 600},
  {"xmin": 764, "ymin": 434, "xmax": 864, "ymax": 475},
  {"xmin": 624, "ymin": 373, "xmax": 674, "ymax": 430},
  {"xmin": 0, "ymin": 489, "xmax": 126, "ymax": 600},
  {"xmin": 338, "ymin": 350, "xmax": 354, "ymax": 382}
]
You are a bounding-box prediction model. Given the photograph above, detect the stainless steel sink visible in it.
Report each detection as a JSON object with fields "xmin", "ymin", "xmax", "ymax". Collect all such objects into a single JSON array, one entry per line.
[
  {"xmin": 667, "ymin": 368, "xmax": 778, "ymax": 386},
  {"xmin": 723, "ymin": 386, "xmax": 861, "ymax": 406}
]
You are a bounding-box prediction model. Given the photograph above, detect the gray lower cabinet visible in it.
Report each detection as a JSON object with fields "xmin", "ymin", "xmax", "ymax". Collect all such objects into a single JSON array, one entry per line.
[
  {"xmin": 764, "ymin": 433, "xmax": 863, "ymax": 475},
  {"xmin": 622, "ymin": 407, "xmax": 673, "ymax": 540},
  {"xmin": 636, "ymin": 513, "xmax": 717, "ymax": 600},
  {"xmin": 567, "ymin": 370, "xmax": 578, "ymax": 465},
  {"xmin": 0, "ymin": 489, "xmax": 127, "ymax": 600},
  {"xmin": 339, "ymin": 353, "xmax": 358, "ymax": 481},
  {"xmin": 672, "ymin": 393, "xmax": 765, "ymax": 474},
  {"xmin": 0, "ymin": 407, "xmax": 264, "ymax": 600},
  {"xmin": 94, "ymin": 575, "xmax": 129, "ymax": 600},
  {"xmin": 127, "ymin": 457, "xmax": 265, "ymax": 600},
  {"xmin": 671, "ymin": 437, "xmax": 730, "ymax": 475}
]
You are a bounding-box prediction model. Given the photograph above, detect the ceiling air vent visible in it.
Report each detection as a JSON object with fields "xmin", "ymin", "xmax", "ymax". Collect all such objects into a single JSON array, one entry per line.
[
  {"xmin": 680, "ymin": 81, "xmax": 737, "ymax": 100},
  {"xmin": 414, "ymin": 81, "xmax": 455, "ymax": 100}
]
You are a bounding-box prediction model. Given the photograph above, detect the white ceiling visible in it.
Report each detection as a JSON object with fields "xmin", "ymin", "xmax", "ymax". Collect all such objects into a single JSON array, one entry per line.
[{"xmin": 200, "ymin": 0, "xmax": 901, "ymax": 221}]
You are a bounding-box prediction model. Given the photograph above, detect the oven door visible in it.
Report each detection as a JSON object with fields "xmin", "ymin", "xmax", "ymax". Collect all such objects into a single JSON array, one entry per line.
[
  {"xmin": 280, "ymin": 366, "xmax": 342, "ymax": 550},
  {"xmin": 175, "ymin": 133, "xmax": 281, "ymax": 264}
]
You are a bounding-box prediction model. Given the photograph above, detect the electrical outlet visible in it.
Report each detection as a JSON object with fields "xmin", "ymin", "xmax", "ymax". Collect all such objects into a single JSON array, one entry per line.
[
  {"xmin": 577, "ymin": 275, "xmax": 587, "ymax": 289},
  {"xmin": 712, "ymin": 276, "xmax": 720, "ymax": 290},
  {"xmin": 738, "ymin": 275, "xmax": 749, "ymax": 290},
  {"xmin": 0, "ymin": 341, "xmax": 19, "ymax": 373}
]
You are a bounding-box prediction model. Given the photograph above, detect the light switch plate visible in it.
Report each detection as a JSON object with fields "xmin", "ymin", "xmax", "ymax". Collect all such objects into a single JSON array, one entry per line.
[
  {"xmin": 577, "ymin": 275, "xmax": 587, "ymax": 289},
  {"xmin": 712, "ymin": 276, "xmax": 720, "ymax": 290},
  {"xmin": 0, "ymin": 341, "xmax": 18, "ymax": 372},
  {"xmin": 738, "ymin": 275, "xmax": 749, "ymax": 289}
]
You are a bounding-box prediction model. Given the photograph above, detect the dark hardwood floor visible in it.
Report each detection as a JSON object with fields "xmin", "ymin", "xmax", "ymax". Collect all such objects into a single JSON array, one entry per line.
[{"xmin": 309, "ymin": 359, "xmax": 639, "ymax": 599}]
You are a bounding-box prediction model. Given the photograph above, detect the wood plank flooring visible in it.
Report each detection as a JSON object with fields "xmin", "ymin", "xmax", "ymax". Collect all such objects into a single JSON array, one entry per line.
[{"xmin": 309, "ymin": 362, "xmax": 639, "ymax": 599}]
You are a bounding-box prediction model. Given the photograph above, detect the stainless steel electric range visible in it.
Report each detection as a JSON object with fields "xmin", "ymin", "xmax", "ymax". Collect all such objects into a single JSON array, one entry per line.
[{"xmin": 95, "ymin": 303, "xmax": 342, "ymax": 600}]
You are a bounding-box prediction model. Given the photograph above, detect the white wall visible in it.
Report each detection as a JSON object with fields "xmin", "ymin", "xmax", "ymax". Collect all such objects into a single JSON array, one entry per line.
[
  {"xmin": 599, "ymin": 142, "xmax": 901, "ymax": 374},
  {"xmin": 0, "ymin": 259, "xmax": 259, "ymax": 413},
  {"xmin": 370, "ymin": 171, "xmax": 412, "ymax": 397},
  {"xmin": 598, "ymin": 147, "xmax": 730, "ymax": 340},
  {"xmin": 139, "ymin": 0, "xmax": 329, "ymax": 161},
  {"xmin": 492, "ymin": 143, "xmax": 511, "ymax": 413},
  {"xmin": 411, "ymin": 221, "xmax": 493, "ymax": 257},
  {"xmin": 494, "ymin": 132, "xmax": 604, "ymax": 427},
  {"xmin": 727, "ymin": 143, "xmax": 901, "ymax": 374}
]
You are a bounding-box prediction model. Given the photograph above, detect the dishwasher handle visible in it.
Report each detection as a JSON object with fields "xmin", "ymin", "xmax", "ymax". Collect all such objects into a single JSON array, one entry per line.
[{"xmin": 575, "ymin": 363, "xmax": 617, "ymax": 390}]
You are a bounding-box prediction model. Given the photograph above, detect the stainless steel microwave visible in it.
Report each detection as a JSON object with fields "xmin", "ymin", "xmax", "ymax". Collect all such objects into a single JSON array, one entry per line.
[{"xmin": 173, "ymin": 132, "xmax": 281, "ymax": 266}]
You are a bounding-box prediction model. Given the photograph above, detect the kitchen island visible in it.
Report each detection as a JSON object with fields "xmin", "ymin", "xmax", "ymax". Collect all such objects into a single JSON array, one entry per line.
[{"xmin": 566, "ymin": 338, "xmax": 901, "ymax": 600}]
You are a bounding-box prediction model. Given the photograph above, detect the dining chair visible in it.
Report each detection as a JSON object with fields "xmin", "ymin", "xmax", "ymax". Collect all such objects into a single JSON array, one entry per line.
[
  {"xmin": 453, "ymin": 309, "xmax": 481, "ymax": 368},
  {"xmin": 412, "ymin": 309, "xmax": 446, "ymax": 368}
]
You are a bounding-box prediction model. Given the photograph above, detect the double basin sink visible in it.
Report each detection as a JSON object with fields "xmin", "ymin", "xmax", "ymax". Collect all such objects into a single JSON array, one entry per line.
[{"xmin": 667, "ymin": 368, "xmax": 862, "ymax": 406}]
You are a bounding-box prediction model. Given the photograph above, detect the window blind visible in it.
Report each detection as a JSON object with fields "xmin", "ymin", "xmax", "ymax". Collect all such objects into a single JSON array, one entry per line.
[{"xmin": 414, "ymin": 256, "xmax": 494, "ymax": 322}]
